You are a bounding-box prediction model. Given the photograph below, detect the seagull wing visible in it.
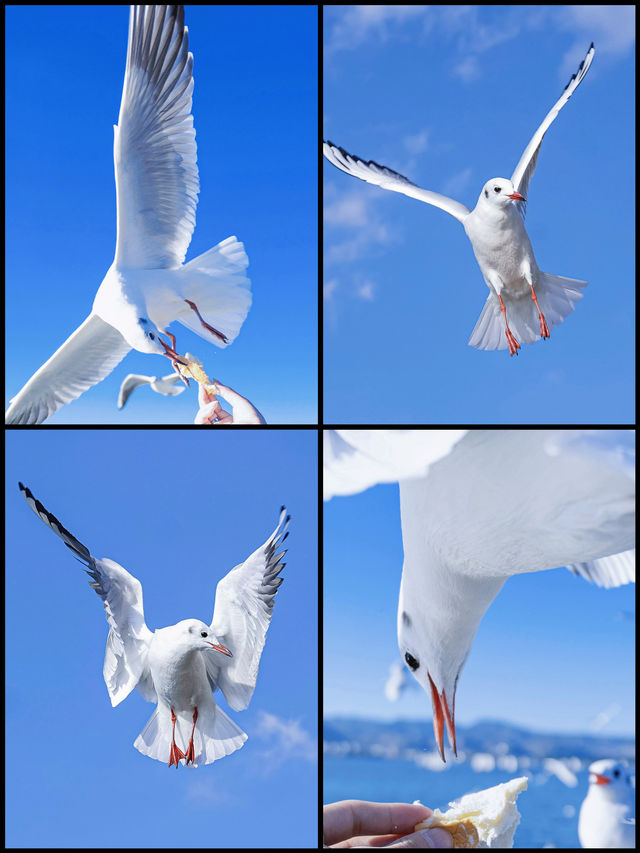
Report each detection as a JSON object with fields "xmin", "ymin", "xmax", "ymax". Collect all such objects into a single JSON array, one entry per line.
[
  {"xmin": 19, "ymin": 482, "xmax": 155, "ymax": 706},
  {"xmin": 206, "ymin": 507, "xmax": 289, "ymax": 711},
  {"xmin": 6, "ymin": 315, "xmax": 131, "ymax": 425},
  {"xmin": 324, "ymin": 429, "xmax": 468, "ymax": 500},
  {"xmin": 568, "ymin": 549, "xmax": 635, "ymax": 589},
  {"xmin": 510, "ymin": 43, "xmax": 594, "ymax": 212},
  {"xmin": 114, "ymin": 5, "xmax": 198, "ymax": 269},
  {"xmin": 117, "ymin": 374, "xmax": 153, "ymax": 409},
  {"xmin": 324, "ymin": 141, "xmax": 470, "ymax": 223}
]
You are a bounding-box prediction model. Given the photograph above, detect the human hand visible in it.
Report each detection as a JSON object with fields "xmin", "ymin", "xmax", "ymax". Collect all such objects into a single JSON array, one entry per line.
[
  {"xmin": 323, "ymin": 800, "xmax": 453, "ymax": 848},
  {"xmin": 194, "ymin": 382, "xmax": 266, "ymax": 424}
]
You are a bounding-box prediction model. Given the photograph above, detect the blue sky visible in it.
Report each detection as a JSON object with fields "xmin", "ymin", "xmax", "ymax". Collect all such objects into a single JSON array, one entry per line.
[
  {"xmin": 324, "ymin": 478, "xmax": 635, "ymax": 739},
  {"xmin": 323, "ymin": 5, "xmax": 635, "ymax": 424},
  {"xmin": 6, "ymin": 430, "xmax": 318, "ymax": 848},
  {"xmin": 5, "ymin": 5, "xmax": 317, "ymax": 424}
]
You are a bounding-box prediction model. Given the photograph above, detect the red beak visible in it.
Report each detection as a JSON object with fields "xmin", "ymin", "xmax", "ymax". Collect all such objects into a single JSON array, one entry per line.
[
  {"xmin": 427, "ymin": 671, "xmax": 457, "ymax": 762},
  {"xmin": 507, "ymin": 191, "xmax": 526, "ymax": 201},
  {"xmin": 208, "ymin": 642, "xmax": 232, "ymax": 657},
  {"xmin": 591, "ymin": 772, "xmax": 611, "ymax": 786}
]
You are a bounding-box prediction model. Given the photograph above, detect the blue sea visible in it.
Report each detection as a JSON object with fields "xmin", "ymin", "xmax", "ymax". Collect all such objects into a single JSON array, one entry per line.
[{"xmin": 324, "ymin": 754, "xmax": 589, "ymax": 848}]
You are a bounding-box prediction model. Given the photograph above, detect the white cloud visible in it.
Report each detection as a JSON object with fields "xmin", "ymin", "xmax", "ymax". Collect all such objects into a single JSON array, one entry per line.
[
  {"xmin": 357, "ymin": 280, "xmax": 376, "ymax": 301},
  {"xmin": 326, "ymin": 5, "xmax": 429, "ymax": 54},
  {"xmin": 324, "ymin": 193, "xmax": 370, "ymax": 227},
  {"xmin": 441, "ymin": 167, "xmax": 473, "ymax": 201},
  {"xmin": 253, "ymin": 711, "xmax": 317, "ymax": 770},
  {"xmin": 403, "ymin": 129, "xmax": 430, "ymax": 155},
  {"xmin": 324, "ymin": 279, "xmax": 339, "ymax": 300}
]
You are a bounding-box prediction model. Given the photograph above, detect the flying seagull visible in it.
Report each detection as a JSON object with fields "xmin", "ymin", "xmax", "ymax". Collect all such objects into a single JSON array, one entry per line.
[
  {"xmin": 324, "ymin": 44, "xmax": 594, "ymax": 355},
  {"xmin": 324, "ymin": 429, "xmax": 634, "ymax": 760},
  {"xmin": 20, "ymin": 482, "xmax": 289, "ymax": 767},
  {"xmin": 117, "ymin": 372, "xmax": 187, "ymax": 409},
  {"xmin": 6, "ymin": 6, "xmax": 251, "ymax": 424}
]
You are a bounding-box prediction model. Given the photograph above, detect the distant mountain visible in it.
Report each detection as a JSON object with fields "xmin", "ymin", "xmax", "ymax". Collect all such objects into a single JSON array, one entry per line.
[{"xmin": 324, "ymin": 716, "xmax": 635, "ymax": 762}]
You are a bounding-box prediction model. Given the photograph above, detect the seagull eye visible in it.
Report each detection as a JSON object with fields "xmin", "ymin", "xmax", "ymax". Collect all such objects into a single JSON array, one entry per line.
[
  {"xmin": 613, "ymin": 769, "xmax": 620, "ymax": 778},
  {"xmin": 494, "ymin": 186, "xmax": 501, "ymax": 193},
  {"xmin": 405, "ymin": 652, "xmax": 419, "ymax": 671},
  {"xmin": 148, "ymin": 332, "xmax": 155, "ymax": 340},
  {"xmin": 201, "ymin": 631, "xmax": 208, "ymax": 638}
]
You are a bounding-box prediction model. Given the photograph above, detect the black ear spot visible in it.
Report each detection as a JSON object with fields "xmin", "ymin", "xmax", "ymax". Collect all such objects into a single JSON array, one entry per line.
[
  {"xmin": 402, "ymin": 611, "xmax": 411, "ymax": 627},
  {"xmin": 484, "ymin": 188, "xmax": 488, "ymax": 198}
]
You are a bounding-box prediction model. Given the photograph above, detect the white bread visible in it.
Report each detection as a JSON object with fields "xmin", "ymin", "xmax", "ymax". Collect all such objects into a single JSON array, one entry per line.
[{"xmin": 414, "ymin": 776, "xmax": 528, "ymax": 848}]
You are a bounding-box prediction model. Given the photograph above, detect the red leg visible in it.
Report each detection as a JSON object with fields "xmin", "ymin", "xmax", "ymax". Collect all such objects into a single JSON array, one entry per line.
[
  {"xmin": 529, "ymin": 284, "xmax": 550, "ymax": 339},
  {"xmin": 168, "ymin": 708, "xmax": 186, "ymax": 768},
  {"xmin": 498, "ymin": 294, "xmax": 521, "ymax": 356},
  {"xmin": 184, "ymin": 299, "xmax": 229, "ymax": 344},
  {"xmin": 184, "ymin": 707, "xmax": 199, "ymax": 765}
]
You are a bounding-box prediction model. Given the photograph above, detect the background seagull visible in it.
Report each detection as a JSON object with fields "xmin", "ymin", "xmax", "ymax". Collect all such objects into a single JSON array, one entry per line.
[
  {"xmin": 324, "ymin": 43, "xmax": 594, "ymax": 356},
  {"xmin": 19, "ymin": 482, "xmax": 289, "ymax": 768},
  {"xmin": 6, "ymin": 6, "xmax": 251, "ymax": 424},
  {"xmin": 117, "ymin": 372, "xmax": 187, "ymax": 409},
  {"xmin": 578, "ymin": 759, "xmax": 635, "ymax": 848}
]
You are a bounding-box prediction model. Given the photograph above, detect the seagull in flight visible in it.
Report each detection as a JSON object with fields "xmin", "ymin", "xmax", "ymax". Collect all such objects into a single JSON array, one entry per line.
[
  {"xmin": 117, "ymin": 372, "xmax": 187, "ymax": 409},
  {"xmin": 20, "ymin": 482, "xmax": 289, "ymax": 768},
  {"xmin": 6, "ymin": 6, "xmax": 251, "ymax": 424},
  {"xmin": 324, "ymin": 43, "xmax": 594, "ymax": 356}
]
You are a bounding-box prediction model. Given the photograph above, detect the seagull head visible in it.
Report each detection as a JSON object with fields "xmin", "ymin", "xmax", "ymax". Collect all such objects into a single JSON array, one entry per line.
[
  {"xmin": 479, "ymin": 178, "xmax": 526, "ymax": 208},
  {"xmin": 120, "ymin": 316, "xmax": 171, "ymax": 355},
  {"xmin": 586, "ymin": 760, "xmax": 634, "ymax": 800},
  {"xmin": 168, "ymin": 619, "xmax": 233, "ymax": 656}
]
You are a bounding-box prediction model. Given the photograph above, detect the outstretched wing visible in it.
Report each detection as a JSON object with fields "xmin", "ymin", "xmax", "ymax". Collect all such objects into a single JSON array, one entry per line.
[
  {"xmin": 511, "ymin": 43, "xmax": 594, "ymax": 211},
  {"xmin": 6, "ymin": 315, "xmax": 130, "ymax": 425},
  {"xmin": 114, "ymin": 5, "xmax": 199, "ymax": 269},
  {"xmin": 117, "ymin": 374, "xmax": 152, "ymax": 409},
  {"xmin": 207, "ymin": 507, "xmax": 290, "ymax": 711},
  {"xmin": 324, "ymin": 141, "xmax": 470, "ymax": 223},
  {"xmin": 19, "ymin": 482, "xmax": 154, "ymax": 705}
]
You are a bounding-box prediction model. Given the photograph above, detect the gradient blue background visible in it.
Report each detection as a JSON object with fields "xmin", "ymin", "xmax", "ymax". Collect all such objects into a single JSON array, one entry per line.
[
  {"xmin": 323, "ymin": 5, "xmax": 635, "ymax": 424},
  {"xmin": 6, "ymin": 429, "xmax": 318, "ymax": 848},
  {"xmin": 324, "ymin": 478, "xmax": 635, "ymax": 738},
  {"xmin": 6, "ymin": 5, "xmax": 318, "ymax": 424}
]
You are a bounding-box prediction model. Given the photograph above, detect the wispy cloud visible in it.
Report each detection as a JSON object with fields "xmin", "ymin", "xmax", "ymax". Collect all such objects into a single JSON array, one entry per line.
[
  {"xmin": 325, "ymin": 5, "xmax": 429, "ymax": 55},
  {"xmin": 356, "ymin": 280, "xmax": 376, "ymax": 301},
  {"xmin": 252, "ymin": 711, "xmax": 317, "ymax": 773},
  {"xmin": 403, "ymin": 129, "xmax": 430, "ymax": 155}
]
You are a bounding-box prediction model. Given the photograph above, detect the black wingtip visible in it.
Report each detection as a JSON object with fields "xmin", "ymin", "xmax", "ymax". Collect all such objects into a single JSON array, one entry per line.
[
  {"xmin": 589, "ymin": 41, "xmax": 594, "ymax": 50},
  {"xmin": 280, "ymin": 505, "xmax": 286, "ymax": 513}
]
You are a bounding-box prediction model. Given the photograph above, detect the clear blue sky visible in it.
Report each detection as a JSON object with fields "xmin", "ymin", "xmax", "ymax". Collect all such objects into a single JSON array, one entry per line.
[
  {"xmin": 6, "ymin": 5, "xmax": 317, "ymax": 424},
  {"xmin": 6, "ymin": 429, "xmax": 318, "ymax": 848},
  {"xmin": 323, "ymin": 6, "xmax": 635, "ymax": 424},
  {"xmin": 324, "ymin": 481, "xmax": 635, "ymax": 738}
]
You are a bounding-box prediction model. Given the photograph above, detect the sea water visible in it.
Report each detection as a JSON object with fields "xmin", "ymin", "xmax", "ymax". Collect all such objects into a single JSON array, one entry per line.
[{"xmin": 324, "ymin": 754, "xmax": 590, "ymax": 848}]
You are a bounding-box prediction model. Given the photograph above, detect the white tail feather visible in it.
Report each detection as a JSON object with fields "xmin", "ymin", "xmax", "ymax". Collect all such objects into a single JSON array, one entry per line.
[
  {"xmin": 133, "ymin": 702, "xmax": 247, "ymax": 767},
  {"xmin": 177, "ymin": 236, "xmax": 252, "ymax": 348},
  {"xmin": 469, "ymin": 272, "xmax": 587, "ymax": 351}
]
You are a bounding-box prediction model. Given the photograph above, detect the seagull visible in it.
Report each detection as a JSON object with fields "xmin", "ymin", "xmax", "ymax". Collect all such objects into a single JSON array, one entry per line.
[
  {"xmin": 324, "ymin": 43, "xmax": 594, "ymax": 355},
  {"xmin": 578, "ymin": 760, "xmax": 635, "ymax": 848},
  {"xmin": 6, "ymin": 6, "xmax": 252, "ymax": 424},
  {"xmin": 19, "ymin": 482, "xmax": 289, "ymax": 768},
  {"xmin": 324, "ymin": 429, "xmax": 635, "ymax": 760},
  {"xmin": 117, "ymin": 373, "xmax": 187, "ymax": 409}
]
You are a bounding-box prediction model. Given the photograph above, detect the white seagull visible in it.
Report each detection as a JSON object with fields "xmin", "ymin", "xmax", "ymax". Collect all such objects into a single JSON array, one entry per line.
[
  {"xmin": 117, "ymin": 372, "xmax": 187, "ymax": 409},
  {"xmin": 20, "ymin": 482, "xmax": 289, "ymax": 768},
  {"xmin": 578, "ymin": 760, "xmax": 635, "ymax": 848},
  {"xmin": 6, "ymin": 6, "xmax": 251, "ymax": 424},
  {"xmin": 324, "ymin": 44, "xmax": 594, "ymax": 355},
  {"xmin": 324, "ymin": 429, "xmax": 635, "ymax": 760}
]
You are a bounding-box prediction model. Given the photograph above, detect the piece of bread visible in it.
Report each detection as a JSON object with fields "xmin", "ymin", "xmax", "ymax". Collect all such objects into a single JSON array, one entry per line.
[{"xmin": 414, "ymin": 776, "xmax": 528, "ymax": 848}]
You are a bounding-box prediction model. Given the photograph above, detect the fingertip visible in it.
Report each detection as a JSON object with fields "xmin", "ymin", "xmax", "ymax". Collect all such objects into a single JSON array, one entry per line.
[{"xmin": 419, "ymin": 828, "xmax": 453, "ymax": 848}]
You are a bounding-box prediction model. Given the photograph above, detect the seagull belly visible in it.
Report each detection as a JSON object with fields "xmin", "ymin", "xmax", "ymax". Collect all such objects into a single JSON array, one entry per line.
[
  {"xmin": 148, "ymin": 646, "xmax": 212, "ymax": 711},
  {"xmin": 465, "ymin": 212, "xmax": 538, "ymax": 297}
]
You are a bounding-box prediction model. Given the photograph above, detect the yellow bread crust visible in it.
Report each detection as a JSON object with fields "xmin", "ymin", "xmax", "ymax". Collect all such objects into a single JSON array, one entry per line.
[{"xmin": 415, "ymin": 814, "xmax": 479, "ymax": 848}]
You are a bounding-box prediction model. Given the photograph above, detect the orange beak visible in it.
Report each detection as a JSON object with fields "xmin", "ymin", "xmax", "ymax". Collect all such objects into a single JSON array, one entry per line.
[
  {"xmin": 427, "ymin": 671, "xmax": 457, "ymax": 762},
  {"xmin": 590, "ymin": 772, "xmax": 611, "ymax": 786},
  {"xmin": 207, "ymin": 642, "xmax": 232, "ymax": 657}
]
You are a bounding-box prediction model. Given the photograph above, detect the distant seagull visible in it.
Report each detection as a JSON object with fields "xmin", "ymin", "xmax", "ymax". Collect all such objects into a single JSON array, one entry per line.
[
  {"xmin": 324, "ymin": 429, "xmax": 634, "ymax": 761},
  {"xmin": 578, "ymin": 760, "xmax": 635, "ymax": 848},
  {"xmin": 118, "ymin": 373, "xmax": 187, "ymax": 409},
  {"xmin": 6, "ymin": 6, "xmax": 251, "ymax": 424},
  {"xmin": 20, "ymin": 482, "xmax": 289, "ymax": 767},
  {"xmin": 324, "ymin": 44, "xmax": 594, "ymax": 355}
]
